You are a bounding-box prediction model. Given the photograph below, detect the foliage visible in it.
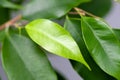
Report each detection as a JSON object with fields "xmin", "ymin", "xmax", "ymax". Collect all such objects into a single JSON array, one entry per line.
[
  {"xmin": 0, "ymin": 0, "xmax": 21, "ymax": 9},
  {"xmin": 2, "ymin": 29, "xmax": 57, "ymax": 80},
  {"xmin": 64, "ymin": 17, "xmax": 116, "ymax": 80},
  {"xmin": 25, "ymin": 19, "xmax": 89, "ymax": 69},
  {"xmin": 79, "ymin": 0, "xmax": 112, "ymax": 17},
  {"xmin": 22, "ymin": 0, "xmax": 90, "ymax": 20},
  {"xmin": 0, "ymin": 0, "xmax": 120, "ymax": 80}
]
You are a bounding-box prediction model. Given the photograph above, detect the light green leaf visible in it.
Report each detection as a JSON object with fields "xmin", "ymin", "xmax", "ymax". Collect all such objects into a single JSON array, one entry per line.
[
  {"xmin": 0, "ymin": 0, "xmax": 21, "ymax": 9},
  {"xmin": 2, "ymin": 31, "xmax": 57, "ymax": 80},
  {"xmin": 81, "ymin": 16, "xmax": 120, "ymax": 79},
  {"xmin": 64, "ymin": 17, "xmax": 116, "ymax": 80},
  {"xmin": 114, "ymin": 0, "xmax": 120, "ymax": 3},
  {"xmin": 25, "ymin": 19, "xmax": 90, "ymax": 69},
  {"xmin": 22, "ymin": 0, "xmax": 90, "ymax": 20}
]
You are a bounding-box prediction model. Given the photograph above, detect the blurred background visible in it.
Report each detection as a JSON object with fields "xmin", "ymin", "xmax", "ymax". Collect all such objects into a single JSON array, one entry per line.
[{"xmin": 0, "ymin": 1, "xmax": 120, "ymax": 80}]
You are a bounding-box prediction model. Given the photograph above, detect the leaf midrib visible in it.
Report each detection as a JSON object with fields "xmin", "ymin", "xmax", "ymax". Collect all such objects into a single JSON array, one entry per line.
[
  {"xmin": 27, "ymin": 28, "xmax": 81, "ymax": 60},
  {"xmin": 82, "ymin": 18, "xmax": 113, "ymax": 67},
  {"xmin": 82, "ymin": 18, "xmax": 120, "ymax": 79}
]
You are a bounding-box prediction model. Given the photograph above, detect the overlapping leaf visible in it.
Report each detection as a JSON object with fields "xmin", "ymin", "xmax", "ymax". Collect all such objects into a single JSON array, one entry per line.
[
  {"xmin": 81, "ymin": 16, "xmax": 120, "ymax": 79},
  {"xmin": 22, "ymin": 0, "xmax": 90, "ymax": 20},
  {"xmin": 2, "ymin": 30, "xmax": 57, "ymax": 80},
  {"xmin": 0, "ymin": 0, "xmax": 21, "ymax": 9},
  {"xmin": 25, "ymin": 19, "xmax": 90, "ymax": 69},
  {"xmin": 64, "ymin": 17, "xmax": 115, "ymax": 80}
]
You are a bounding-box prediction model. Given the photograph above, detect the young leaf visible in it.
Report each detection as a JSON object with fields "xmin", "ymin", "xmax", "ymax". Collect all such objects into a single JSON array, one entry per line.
[
  {"xmin": 2, "ymin": 31, "xmax": 57, "ymax": 80},
  {"xmin": 22, "ymin": 0, "xmax": 90, "ymax": 20},
  {"xmin": 81, "ymin": 16, "xmax": 120, "ymax": 79},
  {"xmin": 0, "ymin": 0, "xmax": 21, "ymax": 9},
  {"xmin": 64, "ymin": 17, "xmax": 116, "ymax": 80},
  {"xmin": 25, "ymin": 19, "xmax": 90, "ymax": 69}
]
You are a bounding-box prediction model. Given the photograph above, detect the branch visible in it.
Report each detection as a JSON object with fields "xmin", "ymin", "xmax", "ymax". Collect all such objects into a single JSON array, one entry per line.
[
  {"xmin": 0, "ymin": 14, "xmax": 22, "ymax": 30},
  {"xmin": 74, "ymin": 7, "xmax": 99, "ymax": 18},
  {"xmin": 69, "ymin": 12, "xmax": 79, "ymax": 15}
]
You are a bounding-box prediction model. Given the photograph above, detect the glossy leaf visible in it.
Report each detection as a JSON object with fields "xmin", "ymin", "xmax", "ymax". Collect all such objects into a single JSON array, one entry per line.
[
  {"xmin": 81, "ymin": 16, "xmax": 120, "ymax": 79},
  {"xmin": 64, "ymin": 17, "xmax": 116, "ymax": 80},
  {"xmin": 79, "ymin": 0, "xmax": 112, "ymax": 17},
  {"xmin": 22, "ymin": 0, "xmax": 90, "ymax": 20},
  {"xmin": 0, "ymin": 0, "xmax": 21, "ymax": 9},
  {"xmin": 25, "ymin": 19, "xmax": 90, "ymax": 69},
  {"xmin": 113, "ymin": 28, "xmax": 120, "ymax": 41},
  {"xmin": 2, "ymin": 31, "xmax": 57, "ymax": 80}
]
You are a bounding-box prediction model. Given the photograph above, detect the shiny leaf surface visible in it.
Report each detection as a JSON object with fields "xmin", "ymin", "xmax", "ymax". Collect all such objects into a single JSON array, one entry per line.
[
  {"xmin": 2, "ymin": 31, "xmax": 57, "ymax": 80},
  {"xmin": 64, "ymin": 17, "xmax": 116, "ymax": 80},
  {"xmin": 22, "ymin": 0, "xmax": 90, "ymax": 20},
  {"xmin": 81, "ymin": 16, "xmax": 120, "ymax": 79},
  {"xmin": 25, "ymin": 19, "xmax": 90, "ymax": 69}
]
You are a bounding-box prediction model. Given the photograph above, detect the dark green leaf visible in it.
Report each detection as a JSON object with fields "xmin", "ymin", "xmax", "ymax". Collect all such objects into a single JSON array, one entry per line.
[
  {"xmin": 81, "ymin": 16, "xmax": 120, "ymax": 79},
  {"xmin": 0, "ymin": 8, "xmax": 10, "ymax": 24},
  {"xmin": 0, "ymin": 30, "xmax": 5, "ymax": 42},
  {"xmin": 79, "ymin": 0, "xmax": 112, "ymax": 17},
  {"xmin": 64, "ymin": 17, "xmax": 116, "ymax": 80},
  {"xmin": 9, "ymin": 0, "xmax": 23, "ymax": 4},
  {"xmin": 113, "ymin": 28, "xmax": 120, "ymax": 41},
  {"xmin": 25, "ymin": 19, "xmax": 90, "ymax": 69},
  {"xmin": 2, "ymin": 31, "xmax": 57, "ymax": 80},
  {"xmin": 22, "ymin": 0, "xmax": 90, "ymax": 20},
  {"xmin": 56, "ymin": 72, "xmax": 65, "ymax": 80},
  {"xmin": 0, "ymin": 0, "xmax": 21, "ymax": 9}
]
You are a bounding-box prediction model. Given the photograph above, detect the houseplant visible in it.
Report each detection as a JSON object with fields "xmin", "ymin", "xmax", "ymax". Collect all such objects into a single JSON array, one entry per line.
[{"xmin": 0, "ymin": 0, "xmax": 120, "ymax": 80}]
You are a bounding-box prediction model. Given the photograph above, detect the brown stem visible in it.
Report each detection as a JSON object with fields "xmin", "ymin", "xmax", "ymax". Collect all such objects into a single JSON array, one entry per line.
[
  {"xmin": 69, "ymin": 12, "xmax": 79, "ymax": 15},
  {"xmin": 74, "ymin": 7, "xmax": 99, "ymax": 18},
  {"xmin": 0, "ymin": 14, "xmax": 22, "ymax": 30}
]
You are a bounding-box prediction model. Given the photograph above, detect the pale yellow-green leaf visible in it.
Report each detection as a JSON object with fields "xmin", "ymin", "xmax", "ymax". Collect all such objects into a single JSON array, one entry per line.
[{"xmin": 25, "ymin": 19, "xmax": 90, "ymax": 69}]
